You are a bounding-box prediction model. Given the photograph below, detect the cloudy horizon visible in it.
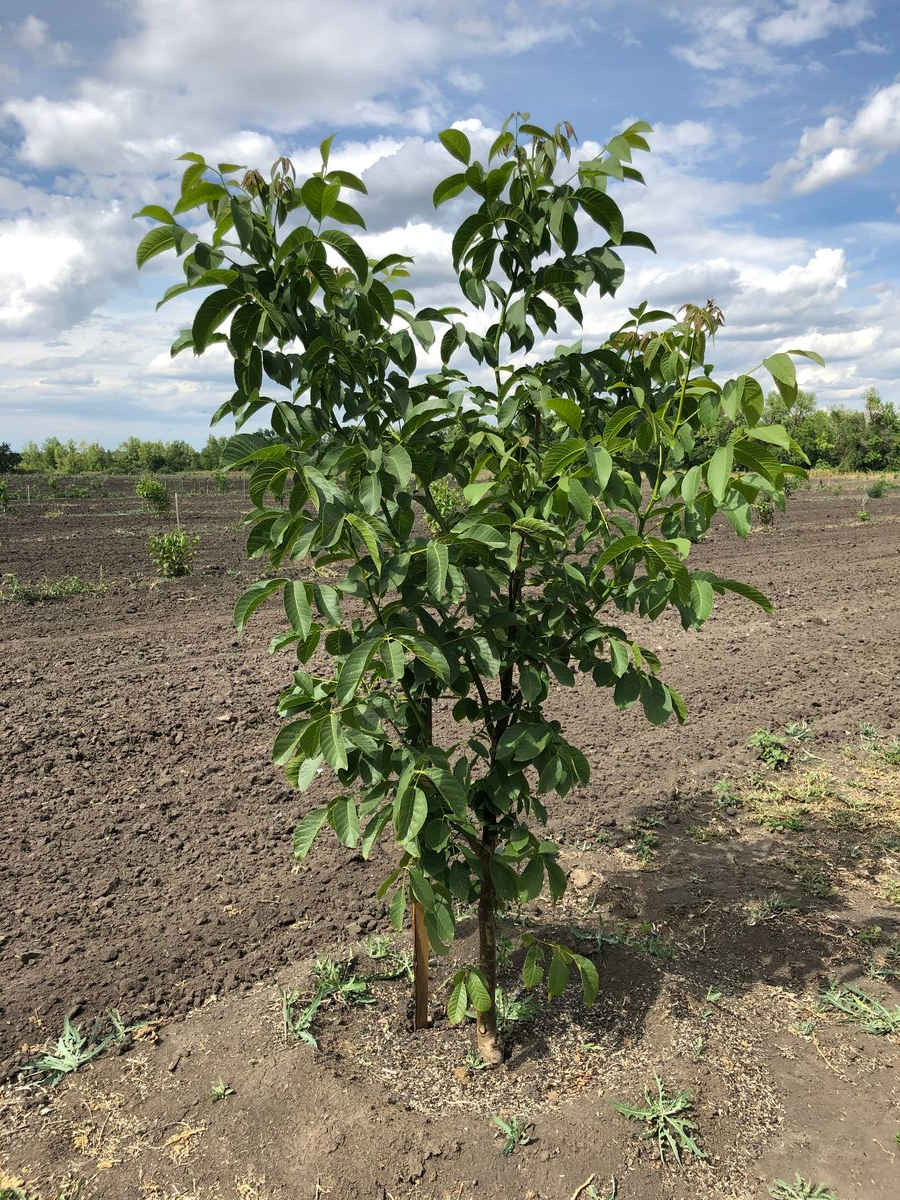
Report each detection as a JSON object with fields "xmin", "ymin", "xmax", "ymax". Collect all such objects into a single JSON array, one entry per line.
[{"xmin": 2, "ymin": 0, "xmax": 900, "ymax": 449}]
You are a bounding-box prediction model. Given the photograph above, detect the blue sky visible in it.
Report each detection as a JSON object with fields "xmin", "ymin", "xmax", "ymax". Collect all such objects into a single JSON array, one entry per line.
[{"xmin": 2, "ymin": 0, "xmax": 900, "ymax": 448}]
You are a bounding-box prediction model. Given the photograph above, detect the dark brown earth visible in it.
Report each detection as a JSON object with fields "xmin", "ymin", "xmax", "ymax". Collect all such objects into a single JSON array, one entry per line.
[{"xmin": 1, "ymin": 473, "xmax": 899, "ymax": 1200}]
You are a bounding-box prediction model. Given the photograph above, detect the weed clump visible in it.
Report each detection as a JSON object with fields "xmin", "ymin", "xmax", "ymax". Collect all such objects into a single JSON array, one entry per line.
[
  {"xmin": 611, "ymin": 1074, "xmax": 705, "ymax": 1165},
  {"xmin": 0, "ymin": 573, "xmax": 107, "ymax": 603}
]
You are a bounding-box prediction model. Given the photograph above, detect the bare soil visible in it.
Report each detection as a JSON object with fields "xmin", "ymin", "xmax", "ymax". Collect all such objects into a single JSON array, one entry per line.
[{"xmin": 1, "ymin": 474, "xmax": 899, "ymax": 1199}]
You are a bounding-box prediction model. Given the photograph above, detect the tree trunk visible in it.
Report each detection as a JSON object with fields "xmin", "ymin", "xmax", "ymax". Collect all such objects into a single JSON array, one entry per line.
[
  {"xmin": 411, "ymin": 695, "xmax": 432, "ymax": 1031},
  {"xmin": 412, "ymin": 900, "xmax": 429, "ymax": 1030},
  {"xmin": 476, "ymin": 848, "xmax": 504, "ymax": 1064}
]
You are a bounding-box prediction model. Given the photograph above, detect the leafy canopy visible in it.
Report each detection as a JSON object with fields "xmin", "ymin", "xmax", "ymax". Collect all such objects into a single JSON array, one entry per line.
[{"xmin": 137, "ymin": 113, "xmax": 813, "ymax": 1020}]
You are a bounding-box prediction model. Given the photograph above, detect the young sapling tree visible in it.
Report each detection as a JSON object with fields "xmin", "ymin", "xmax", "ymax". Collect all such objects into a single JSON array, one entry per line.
[{"xmin": 137, "ymin": 113, "xmax": 813, "ymax": 1064}]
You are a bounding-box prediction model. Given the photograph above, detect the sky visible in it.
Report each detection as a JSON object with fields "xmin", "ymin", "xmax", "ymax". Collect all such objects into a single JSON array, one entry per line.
[{"xmin": 2, "ymin": 0, "xmax": 900, "ymax": 449}]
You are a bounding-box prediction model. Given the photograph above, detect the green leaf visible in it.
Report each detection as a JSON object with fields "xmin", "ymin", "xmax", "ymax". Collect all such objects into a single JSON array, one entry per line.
[
  {"xmin": 283, "ymin": 581, "xmax": 312, "ymax": 638},
  {"xmin": 489, "ymin": 858, "xmax": 519, "ymax": 902},
  {"xmin": 541, "ymin": 438, "xmax": 586, "ymax": 479},
  {"xmin": 746, "ymin": 424, "xmax": 790, "ymax": 449},
  {"xmin": 328, "ymin": 794, "xmax": 359, "ymax": 847},
  {"xmin": 389, "ymin": 885, "xmax": 406, "ymax": 931},
  {"xmin": 400, "ymin": 634, "xmax": 451, "ymax": 681},
  {"xmin": 640, "ymin": 675, "xmax": 673, "ymax": 726},
  {"xmin": 320, "ymin": 228, "xmax": 369, "ymax": 281},
  {"xmin": 302, "ymin": 176, "xmax": 340, "ymax": 222},
  {"xmin": 273, "ymin": 718, "xmax": 312, "ymax": 765},
  {"xmin": 433, "ymin": 173, "xmax": 468, "ymax": 208},
  {"xmin": 425, "ymin": 540, "xmax": 449, "ymax": 600},
  {"xmin": 784, "ymin": 347, "xmax": 825, "ymax": 366},
  {"xmin": 571, "ymin": 953, "xmax": 599, "ymax": 1006},
  {"xmin": 133, "ymin": 205, "xmax": 174, "ymax": 224},
  {"xmin": 689, "ymin": 578, "xmax": 715, "ymax": 626},
  {"xmin": 380, "ymin": 638, "xmax": 406, "ymax": 681},
  {"xmin": 234, "ymin": 578, "xmax": 286, "ymax": 633},
  {"xmin": 438, "ymin": 128, "xmax": 472, "ymax": 165},
  {"xmin": 519, "ymin": 855, "xmax": 544, "ymax": 901},
  {"xmin": 192, "ymin": 289, "xmax": 240, "ymax": 354},
  {"xmin": 548, "ymin": 948, "xmax": 569, "ymax": 1000},
  {"xmin": 320, "ymin": 713, "xmax": 348, "ymax": 772},
  {"xmin": 447, "ymin": 976, "xmax": 468, "ymax": 1025},
  {"xmin": 522, "ymin": 944, "xmax": 545, "ymax": 988},
  {"xmin": 335, "ymin": 638, "xmax": 378, "ymax": 706},
  {"xmin": 293, "ymin": 807, "xmax": 328, "ymax": 860},
  {"xmin": 586, "ymin": 444, "xmax": 613, "ymax": 490},
  {"xmin": 706, "ymin": 444, "xmax": 733, "ymax": 504},
  {"xmin": 173, "ymin": 181, "xmax": 226, "ymax": 214},
  {"xmin": 136, "ymin": 225, "xmax": 175, "ymax": 268},
  {"xmin": 681, "ymin": 464, "xmax": 701, "ymax": 507},
  {"xmin": 384, "ymin": 445, "xmax": 412, "ymax": 487},
  {"xmin": 346, "ymin": 513, "xmax": 381, "ymax": 569},
  {"xmin": 547, "ymin": 395, "xmax": 582, "ymax": 431},
  {"xmin": 360, "ymin": 807, "xmax": 391, "ymax": 859},
  {"xmin": 466, "ymin": 969, "xmax": 492, "ymax": 1012},
  {"xmin": 763, "ymin": 353, "xmax": 796, "ymax": 390},
  {"xmin": 394, "ymin": 785, "xmax": 428, "ymax": 843},
  {"xmin": 701, "ymin": 574, "xmax": 773, "ymax": 615}
]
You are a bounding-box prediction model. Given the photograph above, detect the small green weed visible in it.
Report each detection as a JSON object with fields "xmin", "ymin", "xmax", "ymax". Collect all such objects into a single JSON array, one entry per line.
[
  {"xmin": 495, "ymin": 987, "xmax": 539, "ymax": 1028},
  {"xmin": 281, "ymin": 957, "xmax": 376, "ymax": 1049},
  {"xmin": 210, "ymin": 1079, "xmax": 234, "ymax": 1101},
  {"xmin": 867, "ymin": 478, "xmax": 886, "ymax": 499},
  {"xmin": 465, "ymin": 1049, "xmax": 491, "ymax": 1071},
  {"xmin": 27, "ymin": 1014, "xmax": 115, "ymax": 1085},
  {"xmin": 749, "ymin": 728, "xmax": 792, "ymax": 769},
  {"xmin": 768, "ymin": 1174, "xmax": 837, "ymax": 1199},
  {"xmin": 611, "ymin": 1074, "xmax": 705, "ymax": 1166},
  {"xmin": 713, "ymin": 778, "xmax": 742, "ymax": 811},
  {"xmin": 757, "ymin": 810, "xmax": 805, "ymax": 833},
  {"xmin": 857, "ymin": 506, "xmax": 871, "ymax": 522},
  {"xmin": 0, "ymin": 479, "xmax": 10, "ymax": 513},
  {"xmin": 362, "ymin": 935, "xmax": 413, "ymax": 982},
  {"xmin": 749, "ymin": 723, "xmax": 813, "ymax": 771},
  {"xmin": 492, "ymin": 1114, "xmax": 535, "ymax": 1156},
  {"xmin": 624, "ymin": 820, "xmax": 661, "ymax": 863},
  {"xmin": 148, "ymin": 528, "xmax": 199, "ymax": 577},
  {"xmin": 860, "ymin": 723, "xmax": 900, "ymax": 766},
  {"xmin": 213, "ymin": 468, "xmax": 229, "ymax": 493},
  {"xmin": 0, "ymin": 1181, "xmax": 83, "ymax": 1200},
  {"xmin": 685, "ymin": 825, "xmax": 716, "ymax": 843},
  {"xmin": 794, "ymin": 865, "xmax": 835, "ymax": 899},
  {"xmin": 0, "ymin": 573, "xmax": 107, "ymax": 603},
  {"xmin": 747, "ymin": 893, "xmax": 796, "ymax": 926},
  {"xmin": 855, "ymin": 925, "xmax": 883, "ymax": 946},
  {"xmin": 818, "ymin": 983, "xmax": 900, "ymax": 1035}
]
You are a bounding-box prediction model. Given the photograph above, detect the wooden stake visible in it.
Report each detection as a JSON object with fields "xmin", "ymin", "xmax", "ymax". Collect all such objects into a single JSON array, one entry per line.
[
  {"xmin": 174, "ymin": 493, "xmax": 180, "ymax": 527},
  {"xmin": 412, "ymin": 900, "xmax": 429, "ymax": 1030}
]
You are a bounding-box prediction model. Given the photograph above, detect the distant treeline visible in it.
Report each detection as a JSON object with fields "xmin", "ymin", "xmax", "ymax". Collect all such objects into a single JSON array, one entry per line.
[
  {"xmin": 2, "ymin": 389, "xmax": 899, "ymax": 477},
  {"xmin": 2, "ymin": 435, "xmax": 232, "ymax": 475},
  {"xmin": 694, "ymin": 388, "xmax": 900, "ymax": 472}
]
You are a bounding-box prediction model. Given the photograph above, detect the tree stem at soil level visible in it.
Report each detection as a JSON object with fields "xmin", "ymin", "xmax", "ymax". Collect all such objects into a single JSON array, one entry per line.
[{"xmin": 476, "ymin": 835, "xmax": 503, "ymax": 1064}]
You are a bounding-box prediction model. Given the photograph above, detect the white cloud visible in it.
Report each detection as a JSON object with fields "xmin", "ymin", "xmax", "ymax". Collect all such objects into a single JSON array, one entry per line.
[
  {"xmin": 671, "ymin": 0, "xmax": 873, "ymax": 104},
  {"xmin": 757, "ymin": 0, "xmax": 871, "ymax": 47},
  {"xmin": 9, "ymin": 15, "xmax": 71, "ymax": 65},
  {"xmin": 770, "ymin": 77, "xmax": 900, "ymax": 193}
]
